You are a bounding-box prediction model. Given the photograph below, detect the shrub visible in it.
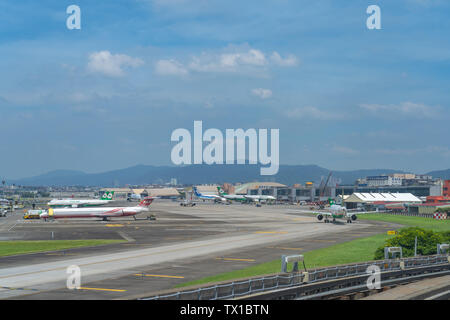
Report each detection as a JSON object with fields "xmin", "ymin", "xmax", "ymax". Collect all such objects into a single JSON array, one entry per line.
[{"xmin": 374, "ymin": 227, "xmax": 448, "ymax": 260}]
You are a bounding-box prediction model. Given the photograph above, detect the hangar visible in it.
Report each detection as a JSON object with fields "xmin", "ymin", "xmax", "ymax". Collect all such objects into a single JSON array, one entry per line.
[
  {"xmin": 345, "ymin": 192, "xmax": 422, "ymax": 204},
  {"xmin": 344, "ymin": 192, "xmax": 422, "ymax": 209}
]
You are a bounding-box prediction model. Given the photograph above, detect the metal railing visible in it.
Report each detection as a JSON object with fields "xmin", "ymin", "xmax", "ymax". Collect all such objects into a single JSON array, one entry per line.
[{"xmin": 139, "ymin": 254, "xmax": 449, "ymax": 300}]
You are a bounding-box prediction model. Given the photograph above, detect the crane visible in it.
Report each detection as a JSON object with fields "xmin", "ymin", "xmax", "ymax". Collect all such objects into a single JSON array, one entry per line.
[{"xmin": 318, "ymin": 171, "xmax": 332, "ymax": 209}]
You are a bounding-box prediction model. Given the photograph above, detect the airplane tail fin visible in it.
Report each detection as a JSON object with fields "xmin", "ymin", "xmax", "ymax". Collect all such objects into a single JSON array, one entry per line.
[
  {"xmin": 217, "ymin": 186, "xmax": 226, "ymax": 195},
  {"xmin": 138, "ymin": 197, "xmax": 154, "ymax": 207},
  {"xmin": 101, "ymin": 191, "xmax": 115, "ymax": 200},
  {"xmin": 192, "ymin": 187, "xmax": 201, "ymax": 197}
]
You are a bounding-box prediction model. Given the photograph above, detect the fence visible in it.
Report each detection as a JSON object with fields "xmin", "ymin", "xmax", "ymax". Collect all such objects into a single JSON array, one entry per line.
[{"xmin": 140, "ymin": 254, "xmax": 449, "ymax": 300}]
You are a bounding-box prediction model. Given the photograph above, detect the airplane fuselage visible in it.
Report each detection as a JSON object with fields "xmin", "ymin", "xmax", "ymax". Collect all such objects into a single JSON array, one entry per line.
[
  {"xmin": 47, "ymin": 199, "xmax": 113, "ymax": 208},
  {"xmin": 244, "ymin": 195, "xmax": 276, "ymax": 202},
  {"xmin": 316, "ymin": 204, "xmax": 357, "ymax": 223},
  {"xmin": 40, "ymin": 205, "xmax": 150, "ymax": 219}
]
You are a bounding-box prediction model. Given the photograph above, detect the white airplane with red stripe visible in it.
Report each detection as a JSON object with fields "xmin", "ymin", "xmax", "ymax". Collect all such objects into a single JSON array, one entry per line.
[{"xmin": 39, "ymin": 197, "xmax": 155, "ymax": 221}]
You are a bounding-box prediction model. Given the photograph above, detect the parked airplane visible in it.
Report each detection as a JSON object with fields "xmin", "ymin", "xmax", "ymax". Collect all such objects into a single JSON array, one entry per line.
[
  {"xmin": 127, "ymin": 192, "xmax": 143, "ymax": 201},
  {"xmin": 316, "ymin": 200, "xmax": 360, "ymax": 223},
  {"xmin": 40, "ymin": 197, "xmax": 154, "ymax": 221},
  {"xmin": 193, "ymin": 187, "xmax": 227, "ymax": 203},
  {"xmin": 47, "ymin": 191, "xmax": 115, "ymax": 208},
  {"xmin": 244, "ymin": 194, "xmax": 276, "ymax": 203},
  {"xmin": 217, "ymin": 187, "xmax": 247, "ymax": 202}
]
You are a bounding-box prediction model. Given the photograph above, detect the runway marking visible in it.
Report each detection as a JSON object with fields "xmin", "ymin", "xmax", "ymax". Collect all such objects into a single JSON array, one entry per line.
[
  {"xmin": 105, "ymin": 224, "xmax": 124, "ymax": 227},
  {"xmin": 215, "ymin": 258, "xmax": 256, "ymax": 262},
  {"xmin": 254, "ymin": 231, "xmax": 288, "ymax": 234},
  {"xmin": 267, "ymin": 246, "xmax": 303, "ymax": 251},
  {"xmin": 46, "ymin": 253, "xmax": 76, "ymax": 256},
  {"xmin": 0, "ymin": 286, "xmax": 38, "ymax": 292},
  {"xmin": 78, "ymin": 287, "xmax": 127, "ymax": 292},
  {"xmin": 118, "ymin": 231, "xmax": 135, "ymax": 242},
  {"xmin": 134, "ymin": 274, "xmax": 185, "ymax": 279}
]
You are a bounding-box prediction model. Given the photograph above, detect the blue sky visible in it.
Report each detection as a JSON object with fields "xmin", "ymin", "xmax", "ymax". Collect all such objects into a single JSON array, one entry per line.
[{"xmin": 0, "ymin": 0, "xmax": 449, "ymax": 179}]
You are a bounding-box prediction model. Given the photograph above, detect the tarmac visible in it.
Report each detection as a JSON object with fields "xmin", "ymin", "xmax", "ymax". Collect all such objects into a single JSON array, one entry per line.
[{"xmin": 0, "ymin": 200, "xmax": 399, "ymax": 299}]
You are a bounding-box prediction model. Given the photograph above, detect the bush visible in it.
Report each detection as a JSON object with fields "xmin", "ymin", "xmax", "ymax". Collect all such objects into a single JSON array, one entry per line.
[
  {"xmin": 435, "ymin": 207, "xmax": 450, "ymax": 213},
  {"xmin": 374, "ymin": 227, "xmax": 448, "ymax": 260}
]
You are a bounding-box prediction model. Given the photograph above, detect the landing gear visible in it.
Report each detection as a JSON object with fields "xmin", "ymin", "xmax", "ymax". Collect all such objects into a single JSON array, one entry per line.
[{"xmin": 102, "ymin": 217, "xmax": 110, "ymax": 222}]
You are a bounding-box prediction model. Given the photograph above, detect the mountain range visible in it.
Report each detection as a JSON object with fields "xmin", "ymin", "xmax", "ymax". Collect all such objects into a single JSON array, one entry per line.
[{"xmin": 5, "ymin": 165, "xmax": 450, "ymax": 187}]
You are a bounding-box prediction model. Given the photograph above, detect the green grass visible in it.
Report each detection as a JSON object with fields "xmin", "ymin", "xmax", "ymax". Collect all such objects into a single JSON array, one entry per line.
[
  {"xmin": 358, "ymin": 214, "xmax": 450, "ymax": 232},
  {"xmin": 0, "ymin": 239, "xmax": 125, "ymax": 257},
  {"xmin": 176, "ymin": 233, "xmax": 392, "ymax": 288},
  {"xmin": 177, "ymin": 214, "xmax": 449, "ymax": 288}
]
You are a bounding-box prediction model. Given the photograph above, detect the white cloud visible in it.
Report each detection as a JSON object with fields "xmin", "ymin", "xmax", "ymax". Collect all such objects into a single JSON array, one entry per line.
[
  {"xmin": 360, "ymin": 102, "xmax": 437, "ymax": 118},
  {"xmin": 87, "ymin": 51, "xmax": 143, "ymax": 77},
  {"xmin": 153, "ymin": 46, "xmax": 299, "ymax": 77},
  {"xmin": 222, "ymin": 49, "xmax": 267, "ymax": 67},
  {"xmin": 184, "ymin": 46, "xmax": 298, "ymax": 74},
  {"xmin": 251, "ymin": 88, "xmax": 272, "ymax": 99},
  {"xmin": 155, "ymin": 59, "xmax": 188, "ymax": 76},
  {"xmin": 188, "ymin": 49, "xmax": 268, "ymax": 73},
  {"xmin": 270, "ymin": 52, "xmax": 299, "ymax": 67},
  {"xmin": 284, "ymin": 106, "xmax": 339, "ymax": 120}
]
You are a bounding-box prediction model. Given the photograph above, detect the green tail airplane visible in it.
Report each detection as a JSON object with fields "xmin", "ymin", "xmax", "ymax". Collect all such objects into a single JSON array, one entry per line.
[
  {"xmin": 217, "ymin": 186, "xmax": 247, "ymax": 202},
  {"xmin": 47, "ymin": 191, "xmax": 115, "ymax": 208}
]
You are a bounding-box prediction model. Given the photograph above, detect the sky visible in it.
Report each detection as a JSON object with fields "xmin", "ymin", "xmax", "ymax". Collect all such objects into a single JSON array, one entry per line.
[{"xmin": 0, "ymin": 0, "xmax": 449, "ymax": 179}]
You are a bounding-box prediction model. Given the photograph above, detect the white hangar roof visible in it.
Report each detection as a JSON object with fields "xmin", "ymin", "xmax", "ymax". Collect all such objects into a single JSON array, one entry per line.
[{"xmin": 346, "ymin": 193, "xmax": 422, "ymax": 203}]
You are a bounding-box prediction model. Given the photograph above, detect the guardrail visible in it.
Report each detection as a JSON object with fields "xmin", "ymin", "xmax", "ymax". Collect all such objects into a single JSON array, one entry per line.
[
  {"xmin": 380, "ymin": 211, "xmax": 436, "ymax": 219},
  {"xmin": 139, "ymin": 254, "xmax": 449, "ymax": 300}
]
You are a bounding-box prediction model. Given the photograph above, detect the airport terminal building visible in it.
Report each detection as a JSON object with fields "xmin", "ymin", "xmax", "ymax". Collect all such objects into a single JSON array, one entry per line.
[{"xmin": 239, "ymin": 182, "xmax": 443, "ymax": 203}]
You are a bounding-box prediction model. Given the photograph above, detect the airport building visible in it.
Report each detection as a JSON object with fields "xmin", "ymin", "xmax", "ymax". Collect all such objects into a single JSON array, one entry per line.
[
  {"xmin": 239, "ymin": 183, "xmax": 441, "ymax": 202},
  {"xmin": 336, "ymin": 184, "xmax": 442, "ymax": 199},
  {"xmin": 234, "ymin": 182, "xmax": 287, "ymax": 195},
  {"xmin": 407, "ymin": 203, "xmax": 450, "ymax": 215},
  {"xmin": 343, "ymin": 192, "xmax": 422, "ymax": 210},
  {"xmin": 443, "ymin": 180, "xmax": 450, "ymax": 197},
  {"xmin": 366, "ymin": 175, "xmax": 402, "ymax": 187}
]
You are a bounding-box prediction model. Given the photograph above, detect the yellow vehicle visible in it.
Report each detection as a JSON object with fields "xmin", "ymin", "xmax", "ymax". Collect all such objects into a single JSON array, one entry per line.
[{"xmin": 23, "ymin": 210, "xmax": 44, "ymax": 220}]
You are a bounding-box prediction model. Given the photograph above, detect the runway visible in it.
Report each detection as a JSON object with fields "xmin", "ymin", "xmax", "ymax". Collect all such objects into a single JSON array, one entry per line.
[{"xmin": 0, "ymin": 201, "xmax": 399, "ymax": 299}]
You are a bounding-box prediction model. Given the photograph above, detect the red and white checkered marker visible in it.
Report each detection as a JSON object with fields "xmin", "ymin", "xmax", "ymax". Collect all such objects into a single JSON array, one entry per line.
[{"xmin": 433, "ymin": 212, "xmax": 447, "ymax": 220}]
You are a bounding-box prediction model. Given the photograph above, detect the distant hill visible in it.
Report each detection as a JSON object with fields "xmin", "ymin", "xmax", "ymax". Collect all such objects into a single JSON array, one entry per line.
[
  {"xmin": 8, "ymin": 170, "xmax": 88, "ymax": 186},
  {"xmin": 427, "ymin": 169, "xmax": 450, "ymax": 180},
  {"xmin": 5, "ymin": 164, "xmax": 431, "ymax": 187}
]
